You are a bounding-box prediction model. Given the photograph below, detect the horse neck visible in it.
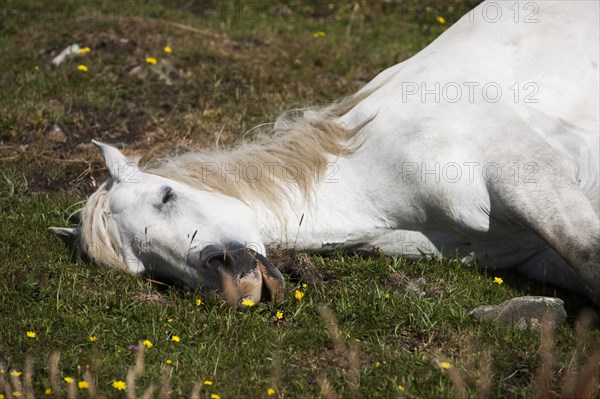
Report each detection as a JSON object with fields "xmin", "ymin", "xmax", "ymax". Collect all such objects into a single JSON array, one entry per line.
[{"xmin": 251, "ymin": 155, "xmax": 386, "ymax": 251}]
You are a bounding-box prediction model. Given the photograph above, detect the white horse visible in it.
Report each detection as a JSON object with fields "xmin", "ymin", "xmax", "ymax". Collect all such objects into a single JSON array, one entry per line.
[{"xmin": 51, "ymin": 1, "xmax": 600, "ymax": 307}]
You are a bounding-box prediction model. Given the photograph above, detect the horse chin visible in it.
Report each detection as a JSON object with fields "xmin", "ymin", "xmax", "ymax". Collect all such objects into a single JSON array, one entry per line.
[{"xmin": 222, "ymin": 253, "xmax": 285, "ymax": 307}]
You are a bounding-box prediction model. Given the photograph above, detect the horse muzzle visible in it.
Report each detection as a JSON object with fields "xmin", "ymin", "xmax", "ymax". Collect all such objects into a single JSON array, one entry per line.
[{"xmin": 198, "ymin": 243, "xmax": 285, "ymax": 307}]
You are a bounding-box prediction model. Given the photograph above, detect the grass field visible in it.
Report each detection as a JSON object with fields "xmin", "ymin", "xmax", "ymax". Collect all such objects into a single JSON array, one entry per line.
[{"xmin": 1, "ymin": 1, "xmax": 599, "ymax": 398}]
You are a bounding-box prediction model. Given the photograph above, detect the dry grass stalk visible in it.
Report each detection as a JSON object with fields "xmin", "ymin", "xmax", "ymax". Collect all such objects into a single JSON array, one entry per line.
[
  {"xmin": 142, "ymin": 384, "xmax": 156, "ymax": 399},
  {"xmin": 446, "ymin": 364, "xmax": 467, "ymax": 399},
  {"xmin": 49, "ymin": 352, "xmax": 61, "ymax": 398},
  {"xmin": 347, "ymin": 341, "xmax": 360, "ymax": 399},
  {"xmin": 158, "ymin": 365, "xmax": 171, "ymax": 399},
  {"xmin": 317, "ymin": 304, "xmax": 363, "ymax": 398},
  {"xmin": 445, "ymin": 348, "xmax": 493, "ymax": 399},
  {"xmin": 10, "ymin": 368, "xmax": 23, "ymax": 398},
  {"xmin": 562, "ymin": 311, "xmax": 595, "ymax": 398},
  {"xmin": 269, "ymin": 348, "xmax": 282, "ymax": 397},
  {"xmin": 317, "ymin": 375, "xmax": 339, "ymax": 399},
  {"xmin": 475, "ymin": 351, "xmax": 493, "ymax": 399},
  {"xmin": 66, "ymin": 379, "xmax": 77, "ymax": 399},
  {"xmin": 529, "ymin": 318, "xmax": 556, "ymax": 399},
  {"xmin": 0, "ymin": 361, "xmax": 10, "ymax": 398},
  {"xmin": 317, "ymin": 305, "xmax": 345, "ymax": 357},
  {"xmin": 127, "ymin": 344, "xmax": 146, "ymax": 399},
  {"xmin": 23, "ymin": 356, "xmax": 34, "ymax": 399},
  {"xmin": 0, "ymin": 362, "xmax": 12, "ymax": 399},
  {"xmin": 189, "ymin": 382, "xmax": 202, "ymax": 399},
  {"xmin": 560, "ymin": 310, "xmax": 600, "ymax": 399},
  {"xmin": 83, "ymin": 370, "xmax": 102, "ymax": 399},
  {"xmin": 572, "ymin": 349, "xmax": 600, "ymax": 399},
  {"xmin": 0, "ymin": 382, "xmax": 13, "ymax": 399},
  {"xmin": 574, "ymin": 309, "xmax": 595, "ymax": 352}
]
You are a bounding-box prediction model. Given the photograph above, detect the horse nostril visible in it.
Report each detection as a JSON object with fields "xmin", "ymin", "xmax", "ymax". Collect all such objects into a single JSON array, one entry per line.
[{"xmin": 205, "ymin": 252, "xmax": 229, "ymax": 269}]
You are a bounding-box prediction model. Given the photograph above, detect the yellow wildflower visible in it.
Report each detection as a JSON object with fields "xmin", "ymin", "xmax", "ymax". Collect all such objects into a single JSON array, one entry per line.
[
  {"xmin": 374, "ymin": 361, "xmax": 381, "ymax": 367},
  {"xmin": 171, "ymin": 335, "xmax": 180, "ymax": 342},
  {"xmin": 494, "ymin": 277, "xmax": 504, "ymax": 285},
  {"xmin": 89, "ymin": 336, "xmax": 97, "ymax": 342},
  {"xmin": 45, "ymin": 388, "xmax": 52, "ymax": 395},
  {"xmin": 77, "ymin": 64, "xmax": 88, "ymax": 72},
  {"xmin": 146, "ymin": 57, "xmax": 157, "ymax": 65},
  {"xmin": 440, "ymin": 361, "xmax": 452, "ymax": 369},
  {"xmin": 302, "ymin": 283, "xmax": 307, "ymax": 288},
  {"xmin": 78, "ymin": 47, "xmax": 91, "ymax": 53},
  {"xmin": 11, "ymin": 370, "xmax": 22, "ymax": 377},
  {"xmin": 166, "ymin": 359, "xmax": 173, "ymax": 364},
  {"xmin": 78, "ymin": 381, "xmax": 89, "ymax": 389},
  {"xmin": 436, "ymin": 16, "xmax": 446, "ymax": 24},
  {"xmin": 34, "ymin": 66, "xmax": 40, "ymax": 71},
  {"xmin": 112, "ymin": 380, "xmax": 126, "ymax": 390},
  {"xmin": 276, "ymin": 311, "xmax": 283, "ymax": 320},
  {"xmin": 26, "ymin": 331, "xmax": 36, "ymax": 338},
  {"xmin": 398, "ymin": 385, "xmax": 405, "ymax": 392},
  {"xmin": 64, "ymin": 377, "xmax": 74, "ymax": 384},
  {"xmin": 210, "ymin": 394, "xmax": 221, "ymax": 399},
  {"xmin": 267, "ymin": 387, "xmax": 276, "ymax": 396},
  {"xmin": 143, "ymin": 339, "xmax": 153, "ymax": 349},
  {"xmin": 312, "ymin": 31, "xmax": 326, "ymax": 38},
  {"xmin": 196, "ymin": 298, "xmax": 202, "ymax": 306},
  {"xmin": 203, "ymin": 380, "xmax": 213, "ymax": 386},
  {"xmin": 241, "ymin": 299, "xmax": 255, "ymax": 307},
  {"xmin": 12, "ymin": 393, "xmax": 21, "ymax": 398},
  {"xmin": 294, "ymin": 290, "xmax": 304, "ymax": 300},
  {"xmin": 164, "ymin": 46, "xmax": 172, "ymax": 53}
]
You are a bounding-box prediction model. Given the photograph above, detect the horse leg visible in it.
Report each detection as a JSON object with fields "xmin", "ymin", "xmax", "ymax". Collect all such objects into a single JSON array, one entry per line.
[
  {"xmin": 491, "ymin": 171, "xmax": 600, "ymax": 304},
  {"xmin": 516, "ymin": 248, "xmax": 588, "ymax": 297}
]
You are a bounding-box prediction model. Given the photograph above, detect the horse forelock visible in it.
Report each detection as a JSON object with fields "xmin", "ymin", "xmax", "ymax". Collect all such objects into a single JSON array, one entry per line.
[
  {"xmin": 78, "ymin": 181, "xmax": 129, "ymax": 272},
  {"xmin": 144, "ymin": 92, "xmax": 374, "ymax": 218}
]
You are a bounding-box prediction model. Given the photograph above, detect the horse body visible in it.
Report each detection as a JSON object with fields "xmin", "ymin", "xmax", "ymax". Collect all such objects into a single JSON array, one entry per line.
[
  {"xmin": 264, "ymin": 1, "xmax": 599, "ymax": 259},
  {"xmin": 52, "ymin": 1, "xmax": 600, "ymax": 305}
]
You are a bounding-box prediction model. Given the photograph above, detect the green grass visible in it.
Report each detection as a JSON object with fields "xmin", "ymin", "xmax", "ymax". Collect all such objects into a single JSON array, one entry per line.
[{"xmin": 1, "ymin": 1, "xmax": 598, "ymax": 398}]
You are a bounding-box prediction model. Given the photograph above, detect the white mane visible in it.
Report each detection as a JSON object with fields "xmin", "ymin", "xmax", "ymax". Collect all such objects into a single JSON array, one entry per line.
[
  {"xmin": 78, "ymin": 181, "xmax": 129, "ymax": 271},
  {"xmin": 145, "ymin": 92, "xmax": 372, "ymax": 209}
]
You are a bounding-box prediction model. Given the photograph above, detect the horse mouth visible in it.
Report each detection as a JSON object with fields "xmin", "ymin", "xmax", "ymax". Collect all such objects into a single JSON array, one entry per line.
[{"xmin": 197, "ymin": 243, "xmax": 285, "ymax": 306}]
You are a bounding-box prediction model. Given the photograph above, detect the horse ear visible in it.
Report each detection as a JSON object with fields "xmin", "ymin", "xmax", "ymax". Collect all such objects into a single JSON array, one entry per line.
[
  {"xmin": 91, "ymin": 140, "xmax": 135, "ymax": 183},
  {"xmin": 49, "ymin": 226, "xmax": 79, "ymax": 247}
]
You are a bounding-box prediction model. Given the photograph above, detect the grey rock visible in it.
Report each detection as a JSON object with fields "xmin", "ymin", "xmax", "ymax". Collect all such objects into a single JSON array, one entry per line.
[
  {"xmin": 405, "ymin": 277, "xmax": 427, "ymax": 297},
  {"xmin": 469, "ymin": 296, "xmax": 567, "ymax": 330}
]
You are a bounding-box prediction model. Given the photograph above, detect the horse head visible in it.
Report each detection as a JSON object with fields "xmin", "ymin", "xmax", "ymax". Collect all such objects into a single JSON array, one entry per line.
[{"xmin": 50, "ymin": 141, "xmax": 285, "ymax": 307}]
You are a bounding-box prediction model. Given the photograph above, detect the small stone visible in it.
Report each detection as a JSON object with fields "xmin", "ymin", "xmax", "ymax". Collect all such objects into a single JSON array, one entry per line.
[
  {"xmin": 405, "ymin": 277, "xmax": 426, "ymax": 297},
  {"xmin": 469, "ymin": 296, "xmax": 567, "ymax": 330},
  {"xmin": 383, "ymin": 272, "xmax": 427, "ymax": 297},
  {"xmin": 47, "ymin": 125, "xmax": 67, "ymax": 143},
  {"xmin": 128, "ymin": 65, "xmax": 145, "ymax": 77}
]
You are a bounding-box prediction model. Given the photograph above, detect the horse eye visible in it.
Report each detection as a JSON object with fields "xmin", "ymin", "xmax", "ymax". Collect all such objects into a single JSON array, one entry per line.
[{"xmin": 161, "ymin": 186, "xmax": 175, "ymax": 204}]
